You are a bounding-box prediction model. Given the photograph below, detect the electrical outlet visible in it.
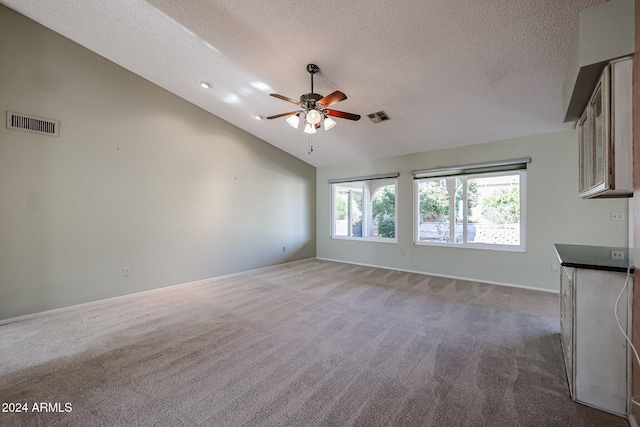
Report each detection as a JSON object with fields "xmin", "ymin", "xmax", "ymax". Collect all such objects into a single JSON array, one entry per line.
[
  {"xmin": 611, "ymin": 212, "xmax": 625, "ymax": 221},
  {"xmin": 611, "ymin": 251, "xmax": 625, "ymax": 260},
  {"xmin": 551, "ymin": 263, "xmax": 558, "ymax": 272},
  {"xmin": 123, "ymin": 266, "xmax": 131, "ymax": 276}
]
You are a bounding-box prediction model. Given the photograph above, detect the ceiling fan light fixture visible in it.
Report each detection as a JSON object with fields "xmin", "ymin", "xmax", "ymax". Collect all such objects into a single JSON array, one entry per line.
[
  {"xmin": 306, "ymin": 109, "xmax": 321, "ymax": 125},
  {"xmin": 286, "ymin": 113, "xmax": 300, "ymax": 129},
  {"xmin": 304, "ymin": 122, "xmax": 316, "ymax": 134},
  {"xmin": 324, "ymin": 116, "xmax": 337, "ymax": 131}
]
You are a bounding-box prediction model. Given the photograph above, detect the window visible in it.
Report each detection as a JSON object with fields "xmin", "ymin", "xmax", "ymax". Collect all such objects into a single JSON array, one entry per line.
[
  {"xmin": 331, "ymin": 174, "xmax": 398, "ymax": 242},
  {"xmin": 413, "ymin": 160, "xmax": 527, "ymax": 251}
]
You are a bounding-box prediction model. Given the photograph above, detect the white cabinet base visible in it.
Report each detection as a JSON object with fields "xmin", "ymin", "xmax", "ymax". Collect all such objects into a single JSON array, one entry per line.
[{"xmin": 560, "ymin": 267, "xmax": 633, "ymax": 416}]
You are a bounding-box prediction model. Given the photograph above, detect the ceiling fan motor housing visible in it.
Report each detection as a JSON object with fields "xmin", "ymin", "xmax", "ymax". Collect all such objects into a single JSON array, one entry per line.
[{"xmin": 301, "ymin": 93, "xmax": 323, "ymax": 109}]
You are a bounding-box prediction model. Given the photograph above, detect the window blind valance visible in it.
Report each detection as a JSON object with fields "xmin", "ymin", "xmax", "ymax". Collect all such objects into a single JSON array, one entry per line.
[
  {"xmin": 411, "ymin": 158, "xmax": 530, "ymax": 179},
  {"xmin": 328, "ymin": 172, "xmax": 399, "ymax": 184}
]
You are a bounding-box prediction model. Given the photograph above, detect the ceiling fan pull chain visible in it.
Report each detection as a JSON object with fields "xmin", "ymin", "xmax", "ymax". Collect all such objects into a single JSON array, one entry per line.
[{"xmin": 308, "ymin": 135, "xmax": 313, "ymax": 154}]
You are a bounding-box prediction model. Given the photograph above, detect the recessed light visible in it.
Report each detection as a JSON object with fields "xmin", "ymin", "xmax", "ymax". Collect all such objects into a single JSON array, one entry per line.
[
  {"xmin": 199, "ymin": 80, "xmax": 212, "ymax": 89},
  {"xmin": 254, "ymin": 113, "xmax": 265, "ymax": 120}
]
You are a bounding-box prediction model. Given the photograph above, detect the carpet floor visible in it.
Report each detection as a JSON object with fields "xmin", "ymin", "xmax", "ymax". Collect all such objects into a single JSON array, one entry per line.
[{"xmin": 0, "ymin": 259, "xmax": 630, "ymax": 426}]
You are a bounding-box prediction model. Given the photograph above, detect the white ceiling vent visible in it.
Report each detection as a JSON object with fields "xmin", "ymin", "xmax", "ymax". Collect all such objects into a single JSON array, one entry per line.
[
  {"xmin": 7, "ymin": 111, "xmax": 59, "ymax": 136},
  {"xmin": 367, "ymin": 110, "xmax": 390, "ymax": 124}
]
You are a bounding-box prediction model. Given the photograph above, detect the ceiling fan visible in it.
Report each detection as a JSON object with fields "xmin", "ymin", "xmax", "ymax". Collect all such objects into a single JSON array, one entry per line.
[{"xmin": 267, "ymin": 64, "xmax": 361, "ymax": 134}]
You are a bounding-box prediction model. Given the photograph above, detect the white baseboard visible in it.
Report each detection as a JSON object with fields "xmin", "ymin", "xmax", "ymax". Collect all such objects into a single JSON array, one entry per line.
[
  {"xmin": 0, "ymin": 258, "xmax": 313, "ymax": 326},
  {"xmin": 316, "ymin": 257, "xmax": 559, "ymax": 294}
]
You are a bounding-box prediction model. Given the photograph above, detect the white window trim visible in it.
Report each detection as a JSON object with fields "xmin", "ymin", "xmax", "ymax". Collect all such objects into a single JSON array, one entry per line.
[
  {"xmin": 330, "ymin": 178, "xmax": 398, "ymax": 243},
  {"xmin": 331, "ymin": 235, "xmax": 399, "ymax": 244},
  {"xmin": 413, "ymin": 170, "xmax": 527, "ymax": 252}
]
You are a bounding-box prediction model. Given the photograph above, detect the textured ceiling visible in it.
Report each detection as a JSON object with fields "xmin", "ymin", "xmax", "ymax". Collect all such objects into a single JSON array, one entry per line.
[{"xmin": 1, "ymin": 0, "xmax": 604, "ymax": 167}]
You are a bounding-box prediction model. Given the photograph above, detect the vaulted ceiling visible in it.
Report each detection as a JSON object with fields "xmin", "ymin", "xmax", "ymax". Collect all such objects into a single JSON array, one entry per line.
[{"xmin": 1, "ymin": 0, "xmax": 604, "ymax": 167}]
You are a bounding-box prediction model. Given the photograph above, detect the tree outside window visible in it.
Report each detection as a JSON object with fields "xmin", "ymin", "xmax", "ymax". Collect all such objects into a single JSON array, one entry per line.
[
  {"xmin": 416, "ymin": 171, "xmax": 524, "ymax": 249},
  {"xmin": 332, "ymin": 178, "xmax": 397, "ymax": 241}
]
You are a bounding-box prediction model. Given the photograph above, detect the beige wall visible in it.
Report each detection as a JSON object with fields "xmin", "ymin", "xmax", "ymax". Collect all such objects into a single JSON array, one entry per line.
[
  {"xmin": 0, "ymin": 6, "xmax": 316, "ymax": 320},
  {"xmin": 317, "ymin": 130, "xmax": 629, "ymax": 291}
]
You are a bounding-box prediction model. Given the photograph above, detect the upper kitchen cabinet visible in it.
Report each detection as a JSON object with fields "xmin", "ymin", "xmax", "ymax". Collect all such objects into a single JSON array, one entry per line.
[
  {"xmin": 563, "ymin": 0, "xmax": 634, "ymax": 199},
  {"xmin": 564, "ymin": 0, "xmax": 634, "ymax": 123},
  {"xmin": 578, "ymin": 57, "xmax": 633, "ymax": 198}
]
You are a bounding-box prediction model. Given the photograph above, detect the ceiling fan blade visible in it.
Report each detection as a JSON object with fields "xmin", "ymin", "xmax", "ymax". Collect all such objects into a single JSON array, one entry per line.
[
  {"xmin": 318, "ymin": 91, "xmax": 347, "ymax": 108},
  {"xmin": 326, "ymin": 109, "xmax": 361, "ymax": 121},
  {"xmin": 266, "ymin": 111, "xmax": 298, "ymax": 119},
  {"xmin": 270, "ymin": 94, "xmax": 301, "ymax": 106}
]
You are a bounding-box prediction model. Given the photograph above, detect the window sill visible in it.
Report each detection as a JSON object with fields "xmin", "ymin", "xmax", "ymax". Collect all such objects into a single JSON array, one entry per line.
[
  {"xmin": 331, "ymin": 236, "xmax": 398, "ymax": 244},
  {"xmin": 414, "ymin": 240, "xmax": 526, "ymax": 252}
]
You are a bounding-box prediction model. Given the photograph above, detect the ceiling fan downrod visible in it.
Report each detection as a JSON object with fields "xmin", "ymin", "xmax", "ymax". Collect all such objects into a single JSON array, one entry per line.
[{"xmin": 307, "ymin": 63, "xmax": 319, "ymax": 94}]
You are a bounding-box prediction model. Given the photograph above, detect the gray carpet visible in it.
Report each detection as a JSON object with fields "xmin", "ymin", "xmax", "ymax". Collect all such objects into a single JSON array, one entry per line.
[{"xmin": 0, "ymin": 259, "xmax": 629, "ymax": 426}]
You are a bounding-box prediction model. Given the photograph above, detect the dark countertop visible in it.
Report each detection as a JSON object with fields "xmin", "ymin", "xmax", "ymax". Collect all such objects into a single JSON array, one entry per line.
[{"xmin": 554, "ymin": 244, "xmax": 634, "ymax": 274}]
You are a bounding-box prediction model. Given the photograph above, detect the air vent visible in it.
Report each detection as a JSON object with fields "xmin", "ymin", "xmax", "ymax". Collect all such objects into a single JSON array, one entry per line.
[
  {"xmin": 7, "ymin": 111, "xmax": 59, "ymax": 136},
  {"xmin": 367, "ymin": 110, "xmax": 390, "ymax": 124}
]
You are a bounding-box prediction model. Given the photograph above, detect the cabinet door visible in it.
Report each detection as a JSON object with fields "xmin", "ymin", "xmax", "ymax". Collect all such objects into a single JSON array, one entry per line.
[
  {"xmin": 578, "ymin": 109, "xmax": 590, "ymax": 196},
  {"xmin": 560, "ymin": 267, "xmax": 574, "ymax": 397},
  {"xmin": 588, "ymin": 67, "xmax": 611, "ymax": 194}
]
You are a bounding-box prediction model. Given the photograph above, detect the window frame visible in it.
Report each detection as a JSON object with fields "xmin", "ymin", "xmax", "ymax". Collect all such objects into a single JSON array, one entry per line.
[
  {"xmin": 413, "ymin": 169, "xmax": 527, "ymax": 252},
  {"xmin": 330, "ymin": 177, "xmax": 398, "ymax": 243}
]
